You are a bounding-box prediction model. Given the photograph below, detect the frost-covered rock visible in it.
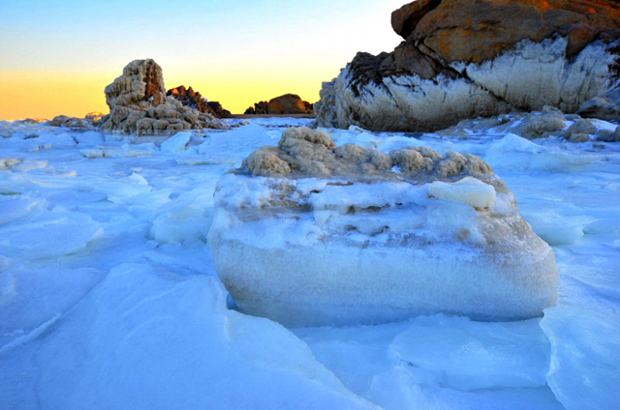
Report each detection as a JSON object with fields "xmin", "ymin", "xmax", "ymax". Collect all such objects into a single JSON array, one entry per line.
[
  {"xmin": 314, "ymin": 0, "xmax": 620, "ymax": 132},
  {"xmin": 100, "ymin": 59, "xmax": 225, "ymax": 135},
  {"xmin": 208, "ymin": 127, "xmax": 559, "ymax": 326}
]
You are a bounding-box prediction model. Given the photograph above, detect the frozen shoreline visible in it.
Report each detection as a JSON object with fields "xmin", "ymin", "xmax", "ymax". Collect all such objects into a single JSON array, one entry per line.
[{"xmin": 0, "ymin": 116, "xmax": 618, "ymax": 410}]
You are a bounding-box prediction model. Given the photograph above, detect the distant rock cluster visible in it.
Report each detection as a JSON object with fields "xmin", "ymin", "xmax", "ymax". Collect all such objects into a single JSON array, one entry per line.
[
  {"xmin": 315, "ymin": 0, "xmax": 620, "ymax": 132},
  {"xmin": 167, "ymin": 85, "xmax": 231, "ymax": 118},
  {"xmin": 47, "ymin": 112, "xmax": 105, "ymax": 130},
  {"xmin": 244, "ymin": 94, "xmax": 314, "ymax": 115}
]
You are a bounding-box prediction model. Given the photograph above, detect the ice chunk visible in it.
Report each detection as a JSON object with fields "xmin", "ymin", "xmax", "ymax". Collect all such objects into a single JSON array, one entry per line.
[
  {"xmin": 541, "ymin": 303, "xmax": 620, "ymax": 410},
  {"xmin": 209, "ymin": 128, "xmax": 559, "ymax": 326},
  {"xmin": 0, "ymin": 212, "xmax": 102, "ymax": 259},
  {"xmin": 149, "ymin": 194, "xmax": 213, "ymax": 245},
  {"xmin": 485, "ymin": 134, "xmax": 599, "ymax": 172},
  {"xmin": 524, "ymin": 211, "xmax": 585, "ymax": 246},
  {"xmin": 428, "ymin": 177, "xmax": 496, "ymax": 208},
  {"xmin": 74, "ymin": 131, "xmax": 104, "ymax": 146},
  {"xmin": 36, "ymin": 132, "xmax": 76, "ymax": 148},
  {"xmin": 390, "ymin": 315, "xmax": 550, "ymax": 391},
  {"xmin": 0, "ymin": 196, "xmax": 45, "ymax": 226},
  {"xmin": 160, "ymin": 131, "xmax": 191, "ymax": 152}
]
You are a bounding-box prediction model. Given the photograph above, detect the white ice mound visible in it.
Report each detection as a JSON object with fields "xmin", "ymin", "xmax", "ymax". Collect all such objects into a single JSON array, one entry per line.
[{"xmin": 208, "ymin": 127, "xmax": 559, "ymax": 326}]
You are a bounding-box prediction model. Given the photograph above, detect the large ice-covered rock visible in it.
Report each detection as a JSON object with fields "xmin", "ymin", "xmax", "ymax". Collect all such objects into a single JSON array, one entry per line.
[
  {"xmin": 314, "ymin": 0, "xmax": 620, "ymax": 132},
  {"xmin": 208, "ymin": 127, "xmax": 559, "ymax": 326}
]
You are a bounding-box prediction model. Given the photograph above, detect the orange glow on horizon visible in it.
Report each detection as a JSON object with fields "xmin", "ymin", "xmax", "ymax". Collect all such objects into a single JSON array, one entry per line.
[
  {"xmin": 0, "ymin": 65, "xmax": 335, "ymax": 121},
  {"xmin": 0, "ymin": 70, "xmax": 111, "ymax": 121},
  {"xmin": 0, "ymin": 0, "xmax": 405, "ymax": 121}
]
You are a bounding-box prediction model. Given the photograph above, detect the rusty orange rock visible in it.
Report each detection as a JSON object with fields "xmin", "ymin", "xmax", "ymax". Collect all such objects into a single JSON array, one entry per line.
[{"xmin": 397, "ymin": 0, "xmax": 620, "ymax": 64}]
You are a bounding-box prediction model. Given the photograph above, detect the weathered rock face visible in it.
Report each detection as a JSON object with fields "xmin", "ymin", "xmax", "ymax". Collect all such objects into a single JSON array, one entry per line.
[
  {"xmin": 209, "ymin": 127, "xmax": 559, "ymax": 326},
  {"xmin": 167, "ymin": 85, "xmax": 231, "ymax": 118},
  {"xmin": 315, "ymin": 0, "xmax": 620, "ymax": 132},
  {"xmin": 100, "ymin": 59, "xmax": 225, "ymax": 135},
  {"xmin": 407, "ymin": 0, "xmax": 620, "ymax": 64},
  {"xmin": 244, "ymin": 94, "xmax": 314, "ymax": 115}
]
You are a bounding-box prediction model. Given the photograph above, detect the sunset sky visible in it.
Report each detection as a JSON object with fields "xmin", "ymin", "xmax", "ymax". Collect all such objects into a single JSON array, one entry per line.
[{"xmin": 0, "ymin": 0, "xmax": 407, "ymax": 120}]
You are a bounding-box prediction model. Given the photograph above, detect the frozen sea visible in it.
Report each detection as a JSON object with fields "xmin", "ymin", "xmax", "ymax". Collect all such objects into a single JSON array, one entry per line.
[{"xmin": 0, "ymin": 117, "xmax": 618, "ymax": 410}]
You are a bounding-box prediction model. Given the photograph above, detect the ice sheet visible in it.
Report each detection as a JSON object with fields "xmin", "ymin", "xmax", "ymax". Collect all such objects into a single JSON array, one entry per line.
[{"xmin": 0, "ymin": 117, "xmax": 618, "ymax": 409}]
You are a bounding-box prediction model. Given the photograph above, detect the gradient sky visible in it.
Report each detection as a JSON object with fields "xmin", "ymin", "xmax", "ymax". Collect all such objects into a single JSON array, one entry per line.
[{"xmin": 0, "ymin": 0, "xmax": 407, "ymax": 120}]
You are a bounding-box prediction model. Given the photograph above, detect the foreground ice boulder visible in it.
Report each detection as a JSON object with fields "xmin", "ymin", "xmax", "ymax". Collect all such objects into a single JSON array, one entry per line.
[{"xmin": 208, "ymin": 128, "xmax": 559, "ymax": 326}]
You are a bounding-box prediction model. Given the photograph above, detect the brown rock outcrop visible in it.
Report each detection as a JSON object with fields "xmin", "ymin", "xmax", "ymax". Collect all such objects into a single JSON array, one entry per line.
[
  {"xmin": 315, "ymin": 0, "xmax": 620, "ymax": 132},
  {"xmin": 244, "ymin": 94, "xmax": 314, "ymax": 115},
  {"xmin": 405, "ymin": 0, "xmax": 620, "ymax": 64},
  {"xmin": 167, "ymin": 86, "xmax": 231, "ymax": 118},
  {"xmin": 48, "ymin": 114, "xmax": 99, "ymax": 129},
  {"xmin": 100, "ymin": 59, "xmax": 224, "ymax": 135}
]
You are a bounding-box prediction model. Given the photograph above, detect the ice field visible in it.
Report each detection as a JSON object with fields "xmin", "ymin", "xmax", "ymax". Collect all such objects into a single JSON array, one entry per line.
[{"xmin": 0, "ymin": 117, "xmax": 619, "ymax": 410}]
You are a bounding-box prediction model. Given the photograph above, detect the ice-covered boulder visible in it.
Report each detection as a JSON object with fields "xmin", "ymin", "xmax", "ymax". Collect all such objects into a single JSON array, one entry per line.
[
  {"xmin": 100, "ymin": 59, "xmax": 225, "ymax": 135},
  {"xmin": 315, "ymin": 0, "xmax": 620, "ymax": 132},
  {"xmin": 208, "ymin": 127, "xmax": 559, "ymax": 327}
]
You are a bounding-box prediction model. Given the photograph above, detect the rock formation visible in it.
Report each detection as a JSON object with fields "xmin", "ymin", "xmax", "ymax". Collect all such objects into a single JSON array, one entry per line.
[
  {"xmin": 437, "ymin": 106, "xmax": 618, "ymax": 143},
  {"xmin": 208, "ymin": 127, "xmax": 559, "ymax": 327},
  {"xmin": 48, "ymin": 112, "xmax": 106, "ymax": 129},
  {"xmin": 100, "ymin": 59, "xmax": 225, "ymax": 135},
  {"xmin": 167, "ymin": 86, "xmax": 231, "ymax": 118},
  {"xmin": 315, "ymin": 0, "xmax": 620, "ymax": 132},
  {"xmin": 48, "ymin": 115, "xmax": 95, "ymax": 129},
  {"xmin": 244, "ymin": 94, "xmax": 314, "ymax": 115}
]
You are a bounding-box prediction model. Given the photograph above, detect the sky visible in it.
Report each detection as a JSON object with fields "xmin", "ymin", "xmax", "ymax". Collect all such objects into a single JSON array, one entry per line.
[{"xmin": 0, "ymin": 0, "xmax": 407, "ymax": 120}]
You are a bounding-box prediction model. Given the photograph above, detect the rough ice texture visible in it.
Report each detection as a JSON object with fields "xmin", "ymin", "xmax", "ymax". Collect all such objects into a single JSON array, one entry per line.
[
  {"xmin": 100, "ymin": 59, "xmax": 225, "ymax": 135},
  {"xmin": 208, "ymin": 128, "xmax": 559, "ymax": 326},
  {"xmin": 314, "ymin": 67, "xmax": 509, "ymax": 132},
  {"xmin": 315, "ymin": 37, "xmax": 619, "ymax": 132},
  {"xmin": 242, "ymin": 127, "xmax": 492, "ymax": 181},
  {"xmin": 461, "ymin": 38, "xmax": 617, "ymax": 113},
  {"xmin": 438, "ymin": 105, "xmax": 617, "ymax": 143}
]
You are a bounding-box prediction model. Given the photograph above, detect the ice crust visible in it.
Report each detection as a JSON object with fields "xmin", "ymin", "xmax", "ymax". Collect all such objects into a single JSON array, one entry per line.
[{"xmin": 209, "ymin": 128, "xmax": 559, "ymax": 326}]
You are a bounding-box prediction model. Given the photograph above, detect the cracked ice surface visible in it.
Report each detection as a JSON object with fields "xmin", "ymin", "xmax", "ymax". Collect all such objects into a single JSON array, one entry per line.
[{"xmin": 0, "ymin": 117, "xmax": 619, "ymax": 410}]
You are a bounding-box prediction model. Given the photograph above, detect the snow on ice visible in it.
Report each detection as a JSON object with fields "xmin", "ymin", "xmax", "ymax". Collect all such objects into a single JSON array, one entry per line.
[{"xmin": 0, "ymin": 116, "xmax": 619, "ymax": 410}]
